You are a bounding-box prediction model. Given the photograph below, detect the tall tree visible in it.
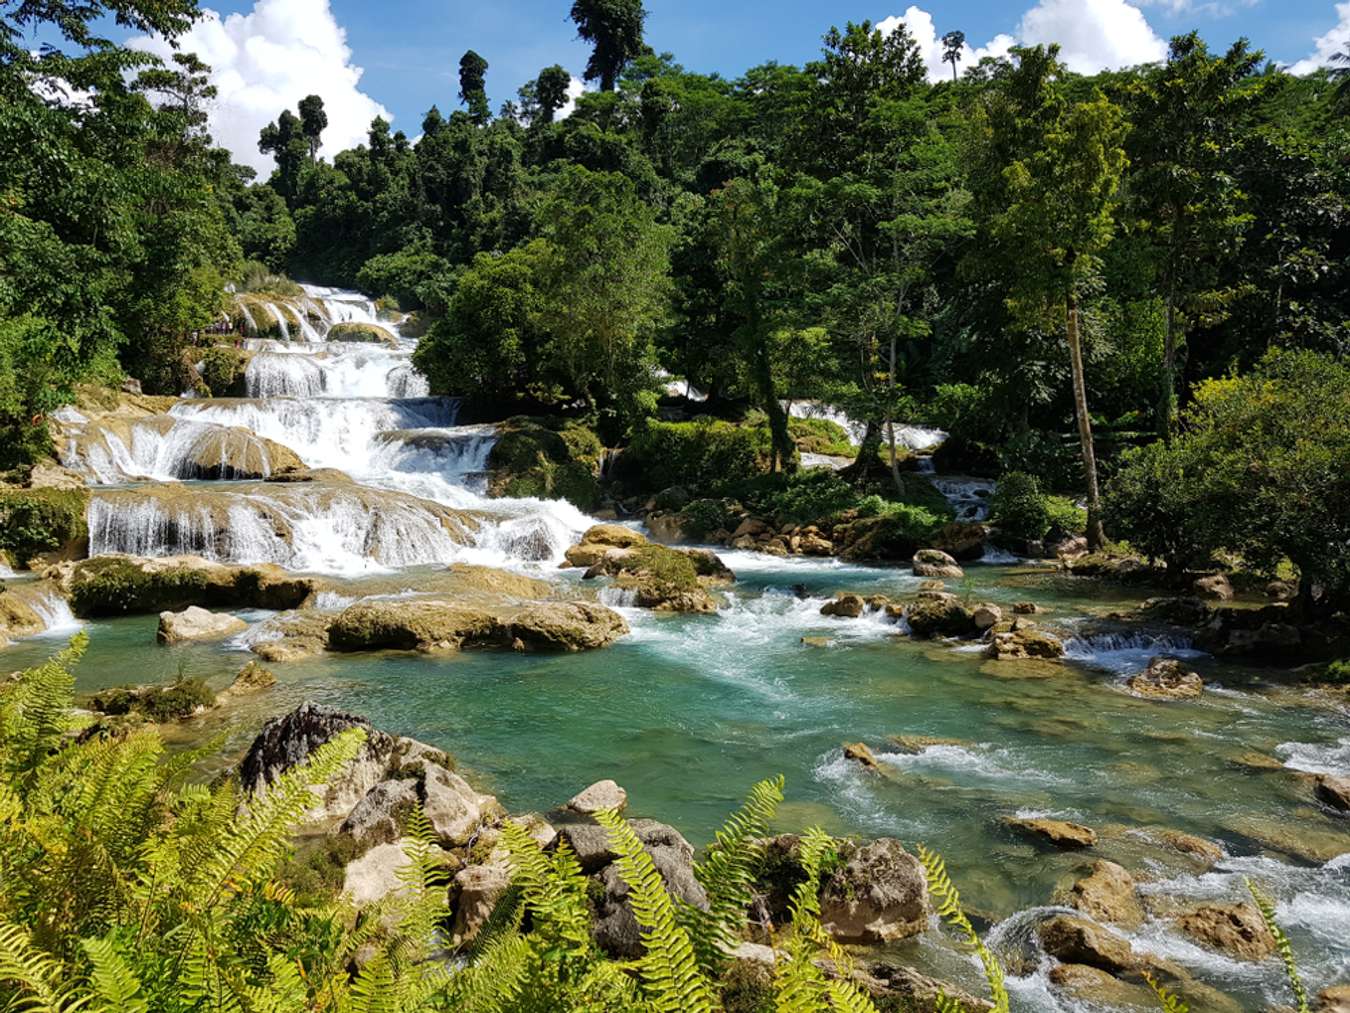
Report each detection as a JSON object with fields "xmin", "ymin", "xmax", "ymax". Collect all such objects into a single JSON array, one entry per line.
[
  {"xmin": 997, "ymin": 90, "xmax": 1129, "ymax": 549},
  {"xmin": 535, "ymin": 64, "xmax": 572, "ymax": 124},
  {"xmin": 297, "ymin": 93, "xmax": 327, "ymax": 160},
  {"xmin": 1125, "ymin": 32, "xmax": 1263, "ymax": 435},
  {"xmin": 258, "ymin": 109, "xmax": 309, "ymax": 201},
  {"xmin": 459, "ymin": 49, "xmax": 490, "ymax": 125},
  {"xmin": 570, "ymin": 0, "xmax": 647, "ymax": 92},
  {"xmin": 942, "ymin": 30, "xmax": 965, "ymax": 83}
]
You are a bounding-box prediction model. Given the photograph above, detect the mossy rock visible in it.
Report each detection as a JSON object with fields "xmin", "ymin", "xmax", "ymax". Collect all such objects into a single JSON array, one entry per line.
[
  {"xmin": 327, "ymin": 322, "xmax": 399, "ymax": 347},
  {"xmin": 90, "ymin": 677, "xmax": 216, "ymax": 722},
  {"xmin": 199, "ymin": 346, "xmax": 249, "ymax": 397},
  {"xmin": 487, "ymin": 417, "xmax": 602, "ymax": 511},
  {"xmin": 65, "ymin": 557, "xmax": 316, "ymax": 618},
  {"xmin": 0, "ymin": 487, "xmax": 90, "ymax": 567}
]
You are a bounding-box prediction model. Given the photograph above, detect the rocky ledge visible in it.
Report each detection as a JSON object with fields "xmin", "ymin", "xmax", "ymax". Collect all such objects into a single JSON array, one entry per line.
[{"xmin": 562, "ymin": 524, "xmax": 732, "ymax": 613}]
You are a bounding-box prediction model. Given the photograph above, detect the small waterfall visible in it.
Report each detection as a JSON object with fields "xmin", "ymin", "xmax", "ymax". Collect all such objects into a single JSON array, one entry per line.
[
  {"xmin": 931, "ymin": 476, "xmax": 996, "ymax": 521},
  {"xmin": 236, "ymin": 300, "xmax": 259, "ymax": 336},
  {"xmin": 263, "ymin": 302, "xmax": 291, "ymax": 341},
  {"xmin": 387, "ymin": 364, "xmax": 430, "ymax": 398},
  {"xmin": 30, "ymin": 593, "xmax": 82, "ymax": 636},
  {"xmin": 294, "ymin": 311, "xmax": 321, "ymax": 343},
  {"xmin": 59, "ymin": 416, "xmax": 289, "ymax": 484},
  {"xmin": 1063, "ymin": 630, "xmax": 1204, "ymax": 675},
  {"xmin": 245, "ymin": 352, "xmax": 326, "ymax": 398}
]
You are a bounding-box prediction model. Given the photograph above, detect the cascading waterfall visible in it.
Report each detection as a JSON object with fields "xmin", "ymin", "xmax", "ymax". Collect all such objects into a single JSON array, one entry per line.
[
  {"xmin": 245, "ymin": 352, "xmax": 327, "ymax": 398},
  {"xmin": 262, "ymin": 302, "xmax": 291, "ymax": 341},
  {"xmin": 236, "ymin": 300, "xmax": 259, "ymax": 336}
]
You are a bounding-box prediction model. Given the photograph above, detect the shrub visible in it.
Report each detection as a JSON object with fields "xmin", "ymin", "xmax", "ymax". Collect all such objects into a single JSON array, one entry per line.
[
  {"xmin": 1325, "ymin": 660, "xmax": 1350, "ymax": 685},
  {"xmin": 68, "ymin": 558, "xmax": 211, "ymax": 617},
  {"xmin": 0, "ymin": 488, "xmax": 89, "ymax": 566},
  {"xmin": 486, "ymin": 417, "xmax": 602, "ymax": 510},
  {"xmin": 756, "ymin": 471, "xmax": 857, "ymax": 524},
  {"xmin": 618, "ymin": 419, "xmax": 771, "ymax": 495},
  {"xmin": 199, "ymin": 345, "xmax": 247, "ymax": 396},
  {"xmin": 988, "ymin": 472, "xmax": 1052, "ymax": 543},
  {"xmin": 1045, "ymin": 495, "xmax": 1087, "ymax": 537},
  {"xmin": 787, "ymin": 417, "xmax": 854, "ymax": 457},
  {"xmin": 679, "ymin": 498, "xmax": 736, "ymax": 538},
  {"xmin": 356, "ymin": 246, "xmax": 451, "ymax": 310}
]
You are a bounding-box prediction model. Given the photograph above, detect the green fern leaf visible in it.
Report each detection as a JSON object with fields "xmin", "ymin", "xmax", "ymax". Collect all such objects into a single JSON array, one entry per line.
[
  {"xmin": 916, "ymin": 844, "xmax": 1008, "ymax": 1013},
  {"xmin": 1142, "ymin": 972, "xmax": 1191, "ymax": 1013},
  {"xmin": 1246, "ymin": 878, "xmax": 1310, "ymax": 1013},
  {"xmin": 80, "ymin": 935, "xmax": 147, "ymax": 1013}
]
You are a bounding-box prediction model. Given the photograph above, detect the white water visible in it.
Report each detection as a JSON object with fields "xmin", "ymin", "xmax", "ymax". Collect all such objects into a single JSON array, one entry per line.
[
  {"xmin": 59, "ymin": 416, "xmax": 292, "ymax": 484},
  {"xmin": 784, "ymin": 401, "xmax": 948, "ymax": 453},
  {"xmin": 262, "ymin": 302, "xmax": 291, "ymax": 342},
  {"xmin": 30, "ymin": 592, "xmax": 83, "ymax": 637},
  {"xmin": 1063, "ymin": 630, "xmax": 1205, "ymax": 675}
]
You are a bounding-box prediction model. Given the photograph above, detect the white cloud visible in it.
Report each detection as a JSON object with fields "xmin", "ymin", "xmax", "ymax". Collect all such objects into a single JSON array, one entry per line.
[
  {"xmin": 130, "ymin": 0, "xmax": 391, "ymax": 174},
  {"xmin": 1290, "ymin": 2, "xmax": 1350, "ymax": 75},
  {"xmin": 560, "ymin": 75, "xmax": 586, "ymax": 119},
  {"xmin": 881, "ymin": 0, "xmax": 1166, "ymax": 81}
]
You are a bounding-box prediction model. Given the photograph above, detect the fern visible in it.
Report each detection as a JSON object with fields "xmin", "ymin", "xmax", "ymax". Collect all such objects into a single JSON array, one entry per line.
[
  {"xmin": 684, "ymin": 775, "xmax": 784, "ymax": 974},
  {"xmin": 0, "ymin": 633, "xmax": 85, "ymax": 783},
  {"xmin": 916, "ymin": 844, "xmax": 1008, "ymax": 1013},
  {"xmin": 0, "ymin": 919, "xmax": 84, "ymax": 1013},
  {"xmin": 1142, "ymin": 972, "xmax": 1191, "ymax": 1013},
  {"xmin": 594, "ymin": 806, "xmax": 720, "ymax": 1013},
  {"xmin": 499, "ymin": 819, "xmax": 592, "ymax": 963},
  {"xmin": 80, "ymin": 935, "xmax": 147, "ymax": 1013},
  {"xmin": 1246, "ymin": 878, "xmax": 1310, "ymax": 1013}
]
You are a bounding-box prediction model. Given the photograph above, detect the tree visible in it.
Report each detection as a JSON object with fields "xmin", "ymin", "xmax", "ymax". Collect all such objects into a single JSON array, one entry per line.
[
  {"xmin": 570, "ymin": 0, "xmax": 647, "ymax": 92},
  {"xmin": 297, "ymin": 93, "xmax": 327, "ymax": 160},
  {"xmin": 258, "ymin": 108, "xmax": 309, "ymax": 200},
  {"xmin": 536, "ymin": 64, "xmax": 572, "ymax": 123},
  {"xmin": 1125, "ymin": 33, "xmax": 1263, "ymax": 435},
  {"xmin": 458, "ymin": 49, "xmax": 490, "ymax": 125},
  {"xmin": 942, "ymin": 30, "xmax": 966, "ymax": 83},
  {"xmin": 996, "ymin": 81, "xmax": 1129, "ymax": 549}
]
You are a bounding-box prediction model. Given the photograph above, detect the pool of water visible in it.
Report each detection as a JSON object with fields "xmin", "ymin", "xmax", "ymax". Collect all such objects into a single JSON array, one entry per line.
[{"xmin": 7, "ymin": 555, "xmax": 1348, "ymax": 1010}]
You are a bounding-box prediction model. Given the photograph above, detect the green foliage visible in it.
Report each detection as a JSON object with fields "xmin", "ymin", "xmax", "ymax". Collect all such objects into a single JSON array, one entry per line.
[
  {"xmin": 67, "ymin": 558, "xmax": 210, "ymax": 617},
  {"xmin": 0, "ymin": 489, "xmax": 89, "ymax": 566},
  {"xmin": 988, "ymin": 472, "xmax": 1084, "ymax": 545},
  {"xmin": 1325, "ymin": 660, "xmax": 1350, "ymax": 685},
  {"xmin": 356, "ymin": 247, "xmax": 450, "ymax": 311},
  {"xmin": 486, "ymin": 417, "xmax": 602, "ymax": 510},
  {"xmin": 916, "ymin": 844, "xmax": 1009, "ymax": 1013},
  {"xmin": 1246, "ymin": 879, "xmax": 1310, "ymax": 1013},
  {"xmin": 619, "ymin": 420, "xmax": 771, "ymax": 495},
  {"xmin": 788, "ymin": 418, "xmax": 855, "ymax": 457},
  {"xmin": 1142, "ymin": 973, "xmax": 1191, "ymax": 1013},
  {"xmin": 754, "ymin": 471, "xmax": 857, "ymax": 525},
  {"xmin": 199, "ymin": 345, "xmax": 247, "ymax": 396},
  {"xmin": 626, "ymin": 544, "xmax": 701, "ymax": 591},
  {"xmin": 678, "ymin": 499, "xmax": 737, "ymax": 538}
]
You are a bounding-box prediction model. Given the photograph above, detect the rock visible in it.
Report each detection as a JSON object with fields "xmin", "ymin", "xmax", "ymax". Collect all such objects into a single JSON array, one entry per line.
[
  {"xmin": 55, "ymin": 555, "xmax": 317, "ymax": 618},
  {"xmin": 644, "ymin": 512, "xmax": 689, "ymax": 545},
  {"xmin": 1229, "ymin": 750, "xmax": 1285, "ymax": 773},
  {"xmin": 931, "ymin": 522, "xmax": 988, "ymax": 562},
  {"xmin": 1006, "ymin": 816, "xmax": 1097, "ymax": 849},
  {"xmin": 583, "ymin": 523, "xmax": 647, "ymax": 549},
  {"xmin": 120, "ymin": 377, "xmax": 142, "ymax": 395},
  {"xmin": 486, "ymin": 417, "xmax": 601, "ymax": 511},
  {"xmin": 156, "ymin": 605, "xmax": 248, "ymax": 645},
  {"xmin": 1319, "ymin": 985, "xmax": 1350, "ymax": 1012},
  {"xmin": 450, "ymin": 860, "xmax": 512, "ymax": 946},
  {"xmin": 594, "ymin": 828, "xmax": 708, "ymax": 957},
  {"xmin": 1139, "ymin": 596, "xmax": 1212, "ymax": 626},
  {"xmin": 1193, "ymin": 573, "xmax": 1234, "ymax": 601},
  {"xmin": 1153, "ymin": 828, "xmax": 1224, "ymax": 865},
  {"xmin": 1047, "ymin": 963, "xmax": 1148, "ymax": 1008},
  {"xmin": 1054, "ymin": 536, "xmax": 1090, "ymax": 559},
  {"xmin": 327, "ymin": 321, "xmax": 399, "ymax": 346},
  {"xmin": 1037, "ymin": 914, "xmax": 1138, "ymax": 974},
  {"xmin": 568, "ymin": 779, "xmax": 627, "ymax": 815},
  {"xmin": 801, "ymin": 636, "xmax": 832, "ymax": 648},
  {"xmin": 326, "ymin": 598, "xmax": 627, "ymax": 653},
  {"xmin": 343, "ymin": 839, "xmax": 430, "ymax": 907},
  {"xmin": 853, "ymin": 962, "xmax": 994, "ymax": 1012},
  {"xmin": 552, "ymin": 814, "xmax": 689, "ymax": 875},
  {"xmin": 888, "ymin": 735, "xmax": 964, "ymax": 753},
  {"xmin": 836, "ymin": 514, "xmax": 925, "ymax": 563},
  {"xmin": 338, "ymin": 779, "xmax": 420, "ymax": 854},
  {"xmin": 1013, "ymin": 602, "xmax": 1042, "ymax": 615},
  {"xmin": 843, "ymin": 742, "xmax": 880, "ymax": 771},
  {"xmin": 251, "ymin": 611, "xmax": 334, "ymax": 662},
  {"xmin": 821, "ymin": 593, "xmax": 867, "ymax": 619},
  {"xmin": 986, "ymin": 627, "xmax": 1065, "ymax": 661},
  {"xmin": 1064, "ymin": 552, "xmax": 1150, "ymax": 580},
  {"xmin": 972, "ymin": 604, "xmax": 1003, "ymax": 630},
  {"xmin": 1063, "ymin": 860, "xmax": 1143, "ymax": 928},
  {"xmin": 26, "ymin": 462, "xmax": 86, "ymax": 490},
  {"xmin": 220, "ymin": 659, "xmax": 276, "ymax": 698},
  {"xmin": 819, "ymin": 838, "xmax": 931, "ymax": 943},
  {"xmin": 797, "ymin": 532, "xmax": 834, "ymax": 556},
  {"xmin": 905, "ymin": 594, "xmax": 978, "ymax": 638},
  {"xmin": 615, "ymin": 574, "xmax": 718, "ymax": 614},
  {"xmin": 1315, "ymin": 774, "xmax": 1350, "ymax": 814},
  {"xmin": 1266, "ymin": 579, "xmax": 1299, "ymax": 602},
  {"xmin": 0, "ymin": 588, "xmax": 47, "ymax": 645},
  {"xmin": 732, "ymin": 517, "xmax": 771, "ymax": 540},
  {"xmin": 1195, "ymin": 606, "xmax": 1304, "ymax": 658},
  {"xmin": 1175, "ymin": 902, "xmax": 1276, "ymax": 961},
  {"xmin": 912, "ymin": 549, "xmax": 964, "ymax": 578},
  {"xmin": 422, "ymin": 765, "xmax": 500, "ymax": 846},
  {"xmin": 1127, "ymin": 656, "xmax": 1204, "ymax": 700},
  {"xmin": 505, "ymin": 601, "xmax": 631, "ymax": 651},
  {"xmin": 684, "ymin": 548, "xmax": 735, "ymax": 584}
]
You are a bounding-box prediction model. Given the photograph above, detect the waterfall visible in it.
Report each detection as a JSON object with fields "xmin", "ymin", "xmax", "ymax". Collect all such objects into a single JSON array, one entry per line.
[
  {"xmin": 263, "ymin": 302, "xmax": 291, "ymax": 341},
  {"xmin": 30, "ymin": 592, "xmax": 82, "ymax": 636},
  {"xmin": 930, "ymin": 476, "xmax": 996, "ymax": 521},
  {"xmin": 245, "ymin": 352, "xmax": 327, "ymax": 398},
  {"xmin": 60, "ymin": 417, "xmax": 289, "ymax": 484},
  {"xmin": 236, "ymin": 301, "xmax": 259, "ymax": 336}
]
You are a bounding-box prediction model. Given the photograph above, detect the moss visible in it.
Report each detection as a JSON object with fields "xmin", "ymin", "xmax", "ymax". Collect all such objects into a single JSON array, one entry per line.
[
  {"xmin": 199, "ymin": 346, "xmax": 248, "ymax": 396},
  {"xmin": 90, "ymin": 677, "xmax": 216, "ymax": 722},
  {"xmin": 279, "ymin": 833, "xmax": 361, "ymax": 904},
  {"xmin": 487, "ymin": 417, "xmax": 601, "ymax": 510},
  {"xmin": 0, "ymin": 487, "xmax": 90, "ymax": 566},
  {"xmin": 70, "ymin": 559, "xmax": 211, "ymax": 617},
  {"xmin": 719, "ymin": 958, "xmax": 776, "ymax": 1013},
  {"xmin": 327, "ymin": 322, "xmax": 398, "ymax": 346},
  {"xmin": 787, "ymin": 416, "xmax": 855, "ymax": 457},
  {"xmin": 624, "ymin": 544, "xmax": 700, "ymax": 591}
]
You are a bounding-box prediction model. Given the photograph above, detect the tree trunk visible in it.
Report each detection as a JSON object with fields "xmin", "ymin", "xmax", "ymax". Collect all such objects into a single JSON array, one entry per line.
[
  {"xmin": 886, "ymin": 334, "xmax": 904, "ymax": 496},
  {"xmin": 1066, "ymin": 286, "xmax": 1106, "ymax": 549},
  {"xmin": 748, "ymin": 299, "xmax": 793, "ymax": 473},
  {"xmin": 843, "ymin": 420, "xmax": 883, "ymax": 483}
]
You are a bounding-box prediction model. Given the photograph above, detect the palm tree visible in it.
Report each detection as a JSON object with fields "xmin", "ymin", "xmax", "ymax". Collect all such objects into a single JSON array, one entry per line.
[{"xmin": 942, "ymin": 30, "xmax": 965, "ymax": 83}]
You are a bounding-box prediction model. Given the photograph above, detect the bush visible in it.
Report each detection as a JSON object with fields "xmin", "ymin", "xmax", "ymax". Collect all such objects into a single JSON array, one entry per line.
[
  {"xmin": 1045, "ymin": 495, "xmax": 1087, "ymax": 538},
  {"xmin": 787, "ymin": 417, "xmax": 854, "ymax": 457},
  {"xmin": 1323, "ymin": 660, "xmax": 1350, "ymax": 685},
  {"xmin": 69, "ymin": 558, "xmax": 211, "ymax": 617},
  {"xmin": 625, "ymin": 543, "xmax": 700, "ymax": 591},
  {"xmin": 0, "ymin": 488, "xmax": 89, "ymax": 566},
  {"xmin": 755, "ymin": 471, "xmax": 857, "ymax": 524},
  {"xmin": 679, "ymin": 498, "xmax": 737, "ymax": 538},
  {"xmin": 988, "ymin": 472, "xmax": 1052, "ymax": 543},
  {"xmin": 486, "ymin": 417, "xmax": 602, "ymax": 510},
  {"xmin": 617, "ymin": 419, "xmax": 771, "ymax": 495},
  {"xmin": 199, "ymin": 346, "xmax": 247, "ymax": 396},
  {"xmin": 356, "ymin": 247, "xmax": 451, "ymax": 310}
]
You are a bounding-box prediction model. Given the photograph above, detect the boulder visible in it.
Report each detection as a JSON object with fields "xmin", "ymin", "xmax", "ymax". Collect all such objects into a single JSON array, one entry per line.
[
  {"xmin": 422, "ymin": 765, "xmax": 501, "ymax": 846},
  {"xmin": 250, "ymin": 611, "xmax": 334, "ymax": 662},
  {"xmin": 819, "ymin": 838, "xmax": 930, "ymax": 943},
  {"xmin": 1174, "ymin": 902, "xmax": 1276, "ymax": 961},
  {"xmin": 801, "ymin": 636, "xmax": 832, "ymax": 648},
  {"xmin": 986, "ymin": 627, "xmax": 1065, "ymax": 661},
  {"xmin": 1006, "ymin": 816, "xmax": 1097, "ymax": 849},
  {"xmin": 1127, "ymin": 656, "xmax": 1203, "ymax": 700},
  {"xmin": 972, "ymin": 604, "xmax": 1003, "ymax": 630},
  {"xmin": 644, "ymin": 512, "xmax": 690, "ymax": 545},
  {"xmin": 1153, "ymin": 828, "xmax": 1224, "ymax": 866},
  {"xmin": 853, "ymin": 962, "xmax": 994, "ymax": 1012},
  {"xmin": 1037, "ymin": 914, "xmax": 1138, "ymax": 974},
  {"xmin": 905, "ymin": 594, "xmax": 978, "ymax": 638},
  {"xmin": 580, "ymin": 524, "xmax": 647, "ymax": 550},
  {"xmin": 615, "ymin": 574, "xmax": 718, "ymax": 614},
  {"xmin": 450, "ymin": 860, "xmax": 512, "ymax": 946},
  {"xmin": 912, "ymin": 549, "xmax": 964, "ymax": 579},
  {"xmin": 505, "ymin": 601, "xmax": 631, "ymax": 651},
  {"xmin": 343, "ymin": 839, "xmax": 436, "ymax": 907},
  {"xmin": 219, "ymin": 660, "xmax": 276, "ymax": 699},
  {"xmin": 888, "ymin": 735, "xmax": 965, "ymax": 753},
  {"xmin": 338, "ymin": 779, "xmax": 421, "ymax": 854},
  {"xmin": 684, "ymin": 548, "xmax": 735, "ymax": 584},
  {"xmin": 1047, "ymin": 963, "xmax": 1149, "ymax": 1008},
  {"xmin": 843, "ymin": 742, "xmax": 881, "ymax": 771},
  {"xmin": 1320, "ymin": 986, "xmax": 1350, "ymax": 1013},
  {"xmin": 594, "ymin": 827, "xmax": 708, "ymax": 957},
  {"xmin": 1193, "ymin": 573, "xmax": 1234, "ymax": 601},
  {"xmin": 486, "ymin": 417, "xmax": 601, "ymax": 511},
  {"xmin": 836, "ymin": 514, "xmax": 925, "ymax": 563},
  {"xmin": 553, "ymin": 814, "xmax": 688, "ymax": 875},
  {"xmin": 327, "ymin": 598, "xmax": 627, "ymax": 653},
  {"xmin": 930, "ymin": 522, "xmax": 988, "ymax": 562},
  {"xmin": 568, "ymin": 779, "xmax": 628, "ymax": 815},
  {"xmin": 1194, "ymin": 605, "xmax": 1305, "ymax": 658},
  {"xmin": 0, "ymin": 589, "xmax": 46, "ymax": 645},
  {"xmin": 797, "ymin": 532, "xmax": 834, "ymax": 556},
  {"xmin": 821, "ymin": 593, "xmax": 867, "ymax": 619},
  {"xmin": 1316, "ymin": 774, "xmax": 1350, "ymax": 813},
  {"xmin": 157, "ymin": 605, "xmax": 248, "ymax": 644},
  {"xmin": 1012, "ymin": 602, "xmax": 1042, "ymax": 615},
  {"xmin": 1139, "ymin": 596, "xmax": 1212, "ymax": 626},
  {"xmin": 1266, "ymin": 579, "xmax": 1299, "ymax": 602},
  {"xmin": 1063, "ymin": 860, "xmax": 1143, "ymax": 928},
  {"xmin": 732, "ymin": 517, "xmax": 771, "ymax": 540}
]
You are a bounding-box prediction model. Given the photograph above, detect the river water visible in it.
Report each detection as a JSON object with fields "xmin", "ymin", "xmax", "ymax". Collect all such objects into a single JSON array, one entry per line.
[{"xmin": 7, "ymin": 286, "xmax": 1347, "ymax": 1010}]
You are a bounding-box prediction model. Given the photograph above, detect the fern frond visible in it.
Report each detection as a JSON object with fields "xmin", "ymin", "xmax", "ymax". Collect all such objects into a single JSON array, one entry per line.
[
  {"xmin": 79, "ymin": 935, "xmax": 147, "ymax": 1013},
  {"xmin": 594, "ymin": 807, "xmax": 719, "ymax": 1013},
  {"xmin": 826, "ymin": 978, "xmax": 881, "ymax": 1013},
  {"xmin": 448, "ymin": 928, "xmax": 531, "ymax": 1013},
  {"xmin": 0, "ymin": 633, "xmax": 85, "ymax": 782},
  {"xmin": 916, "ymin": 844, "xmax": 1008, "ymax": 1013},
  {"xmin": 933, "ymin": 992, "xmax": 969, "ymax": 1013},
  {"xmin": 1142, "ymin": 972, "xmax": 1190, "ymax": 1013},
  {"xmin": 392, "ymin": 804, "xmax": 448, "ymax": 954},
  {"xmin": 500, "ymin": 819, "xmax": 591, "ymax": 958},
  {"xmin": 0, "ymin": 919, "xmax": 86, "ymax": 1013},
  {"xmin": 1246, "ymin": 878, "xmax": 1310, "ymax": 1013},
  {"xmin": 684, "ymin": 775, "xmax": 784, "ymax": 973}
]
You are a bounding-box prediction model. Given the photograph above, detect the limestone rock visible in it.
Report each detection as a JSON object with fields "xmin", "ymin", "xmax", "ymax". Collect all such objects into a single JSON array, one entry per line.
[
  {"xmin": 55, "ymin": 554, "xmax": 317, "ymax": 618},
  {"xmin": 819, "ymin": 839, "xmax": 931, "ymax": 944},
  {"xmin": 843, "ymin": 742, "xmax": 880, "ymax": 771},
  {"xmin": 1064, "ymin": 860, "xmax": 1143, "ymax": 928},
  {"xmin": 801, "ymin": 636, "xmax": 832, "ymax": 648},
  {"xmin": 594, "ymin": 828, "xmax": 708, "ymax": 957},
  {"xmin": 343, "ymin": 839, "xmax": 428, "ymax": 907},
  {"xmin": 451, "ymin": 860, "xmax": 512, "ymax": 946},
  {"xmin": 1013, "ymin": 602, "xmax": 1042, "ymax": 615},
  {"xmin": 327, "ymin": 598, "xmax": 627, "ymax": 653},
  {"xmin": 821, "ymin": 593, "xmax": 867, "ymax": 619},
  {"xmin": 930, "ymin": 522, "xmax": 989, "ymax": 562},
  {"xmin": 1193, "ymin": 573, "xmax": 1234, "ymax": 601},
  {"xmin": 339, "ymin": 779, "xmax": 420, "ymax": 854},
  {"xmin": 853, "ymin": 962, "xmax": 994, "ymax": 1012},
  {"xmin": 157, "ymin": 605, "xmax": 248, "ymax": 644},
  {"xmin": 614, "ymin": 573, "xmax": 718, "ymax": 614},
  {"xmin": 423, "ymin": 765, "xmax": 500, "ymax": 846},
  {"xmin": 251, "ymin": 612, "xmax": 335, "ymax": 662},
  {"xmin": 568, "ymin": 779, "xmax": 627, "ymax": 815},
  {"xmin": 1319, "ymin": 985, "xmax": 1350, "ymax": 1012},
  {"xmin": 1315, "ymin": 774, "xmax": 1350, "ymax": 814},
  {"xmin": 888, "ymin": 735, "xmax": 965, "ymax": 753},
  {"xmin": 1006, "ymin": 816, "xmax": 1097, "ymax": 849},
  {"xmin": 972, "ymin": 604, "xmax": 1003, "ymax": 630},
  {"xmin": 1153, "ymin": 828, "xmax": 1224, "ymax": 866},
  {"xmin": 1037, "ymin": 914, "xmax": 1138, "ymax": 974},
  {"xmin": 1127, "ymin": 656, "xmax": 1204, "ymax": 700},
  {"xmin": 912, "ymin": 549, "xmax": 964, "ymax": 579},
  {"xmin": 986, "ymin": 627, "xmax": 1065, "ymax": 661},
  {"xmin": 906, "ymin": 594, "xmax": 978, "ymax": 638},
  {"xmin": 1175, "ymin": 902, "xmax": 1276, "ymax": 961},
  {"xmin": 219, "ymin": 660, "xmax": 276, "ymax": 700}
]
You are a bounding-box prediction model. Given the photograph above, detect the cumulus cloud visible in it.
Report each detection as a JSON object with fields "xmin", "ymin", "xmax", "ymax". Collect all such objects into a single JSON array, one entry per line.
[
  {"xmin": 560, "ymin": 74, "xmax": 587, "ymax": 118},
  {"xmin": 881, "ymin": 0, "xmax": 1166, "ymax": 81},
  {"xmin": 130, "ymin": 0, "xmax": 391, "ymax": 174},
  {"xmin": 1290, "ymin": 2, "xmax": 1350, "ymax": 75}
]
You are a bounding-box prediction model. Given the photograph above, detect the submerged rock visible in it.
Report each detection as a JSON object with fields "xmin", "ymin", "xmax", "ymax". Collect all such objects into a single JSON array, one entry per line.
[
  {"xmin": 1151, "ymin": 827, "xmax": 1225, "ymax": 866},
  {"xmin": 1174, "ymin": 902, "xmax": 1276, "ymax": 961},
  {"xmin": 842, "ymin": 742, "xmax": 881, "ymax": 771},
  {"xmin": 219, "ymin": 659, "xmax": 276, "ymax": 699},
  {"xmin": 157, "ymin": 605, "xmax": 248, "ymax": 644},
  {"xmin": 1316, "ymin": 775, "xmax": 1350, "ymax": 814},
  {"xmin": 1006, "ymin": 816, "xmax": 1098, "ymax": 849},
  {"xmin": 1127, "ymin": 656, "xmax": 1204, "ymax": 700},
  {"xmin": 1036, "ymin": 914, "xmax": 1138, "ymax": 974},
  {"xmin": 986, "ymin": 625, "xmax": 1065, "ymax": 661}
]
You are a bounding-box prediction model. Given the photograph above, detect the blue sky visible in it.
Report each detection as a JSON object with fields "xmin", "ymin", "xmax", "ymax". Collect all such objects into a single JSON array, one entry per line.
[{"xmin": 100, "ymin": 0, "xmax": 1350, "ymax": 170}]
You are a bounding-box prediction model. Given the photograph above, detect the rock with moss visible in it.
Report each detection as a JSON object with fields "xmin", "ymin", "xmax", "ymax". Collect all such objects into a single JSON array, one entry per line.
[
  {"xmin": 905, "ymin": 593, "xmax": 978, "ymax": 638},
  {"xmin": 986, "ymin": 624, "xmax": 1065, "ymax": 660},
  {"xmin": 326, "ymin": 322, "xmax": 399, "ymax": 346},
  {"xmin": 91, "ymin": 677, "xmax": 217, "ymax": 722},
  {"xmin": 199, "ymin": 346, "xmax": 249, "ymax": 396},
  {"xmin": 912, "ymin": 548, "xmax": 964, "ymax": 578},
  {"xmin": 52, "ymin": 555, "xmax": 318, "ymax": 618},
  {"xmin": 327, "ymin": 598, "xmax": 628, "ymax": 653},
  {"xmin": 1127, "ymin": 656, "xmax": 1203, "ymax": 700},
  {"xmin": 0, "ymin": 587, "xmax": 47, "ymax": 646},
  {"xmin": 487, "ymin": 417, "xmax": 602, "ymax": 510},
  {"xmin": 565, "ymin": 527, "xmax": 729, "ymax": 612},
  {"xmin": 0, "ymin": 487, "xmax": 90, "ymax": 567}
]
